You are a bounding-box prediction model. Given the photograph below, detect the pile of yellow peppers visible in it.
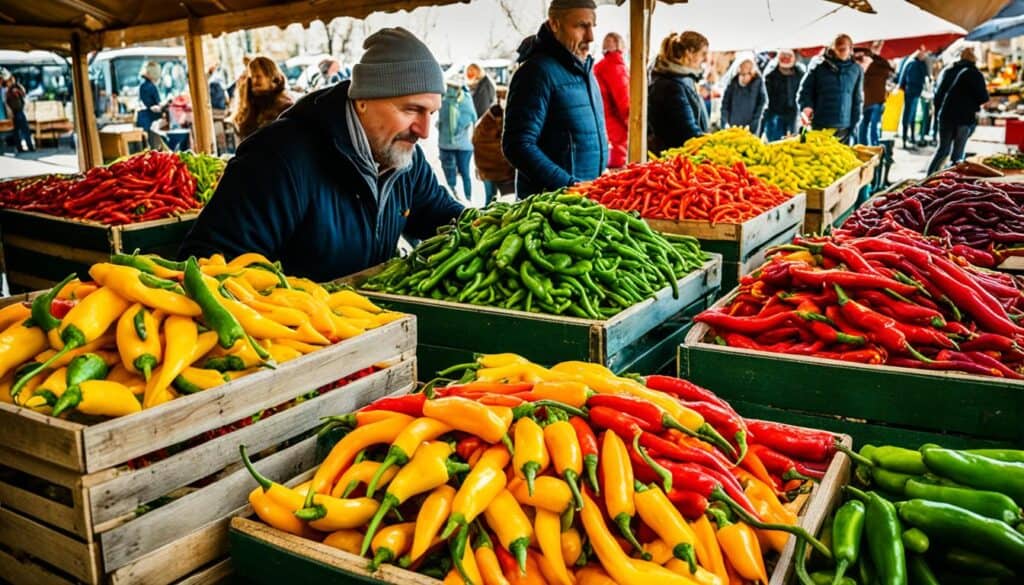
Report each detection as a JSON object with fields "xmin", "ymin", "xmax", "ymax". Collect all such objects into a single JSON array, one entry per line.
[
  {"xmin": 243, "ymin": 354, "xmax": 826, "ymax": 585},
  {"xmin": 0, "ymin": 252, "xmax": 403, "ymax": 418},
  {"xmin": 661, "ymin": 128, "xmax": 864, "ymax": 194}
]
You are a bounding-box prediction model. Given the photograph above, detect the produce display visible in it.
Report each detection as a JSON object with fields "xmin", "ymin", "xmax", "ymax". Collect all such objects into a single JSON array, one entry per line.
[
  {"xmin": 177, "ymin": 150, "xmax": 226, "ymax": 204},
  {"xmin": 659, "ymin": 128, "xmax": 866, "ymax": 194},
  {"xmin": 982, "ymin": 152, "xmax": 1024, "ymax": 170},
  {"xmin": 695, "ymin": 232, "xmax": 1024, "ymax": 379},
  {"xmin": 363, "ymin": 192, "xmax": 709, "ymax": 319},
  {"xmin": 801, "ymin": 442, "xmax": 1024, "ymax": 585},
  {"xmin": 569, "ymin": 156, "xmax": 791, "ymax": 224},
  {"xmin": 242, "ymin": 353, "xmax": 853, "ymax": 585},
  {"xmin": 0, "ymin": 252, "xmax": 403, "ymax": 418},
  {"xmin": 0, "ymin": 150, "xmax": 223, "ymax": 224},
  {"xmin": 838, "ymin": 173, "xmax": 1024, "ymax": 267}
]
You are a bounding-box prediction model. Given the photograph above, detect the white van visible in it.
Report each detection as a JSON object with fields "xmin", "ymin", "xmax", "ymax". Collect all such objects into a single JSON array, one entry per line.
[{"xmin": 89, "ymin": 47, "xmax": 188, "ymax": 115}]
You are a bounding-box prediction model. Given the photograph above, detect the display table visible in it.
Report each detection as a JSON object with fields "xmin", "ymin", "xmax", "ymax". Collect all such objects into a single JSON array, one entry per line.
[{"xmin": 99, "ymin": 124, "xmax": 146, "ymax": 161}]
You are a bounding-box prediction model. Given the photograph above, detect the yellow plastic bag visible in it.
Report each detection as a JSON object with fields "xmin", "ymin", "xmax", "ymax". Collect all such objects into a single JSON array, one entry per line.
[{"xmin": 882, "ymin": 89, "xmax": 904, "ymax": 133}]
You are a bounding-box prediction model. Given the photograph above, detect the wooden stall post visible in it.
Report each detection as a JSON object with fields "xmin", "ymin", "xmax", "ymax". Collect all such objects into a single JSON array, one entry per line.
[
  {"xmin": 70, "ymin": 32, "xmax": 102, "ymax": 170},
  {"xmin": 627, "ymin": 0, "xmax": 653, "ymax": 164},
  {"xmin": 185, "ymin": 20, "xmax": 216, "ymax": 154}
]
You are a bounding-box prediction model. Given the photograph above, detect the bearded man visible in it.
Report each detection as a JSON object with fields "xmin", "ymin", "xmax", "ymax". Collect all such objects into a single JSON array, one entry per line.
[{"xmin": 180, "ymin": 28, "xmax": 463, "ymax": 280}]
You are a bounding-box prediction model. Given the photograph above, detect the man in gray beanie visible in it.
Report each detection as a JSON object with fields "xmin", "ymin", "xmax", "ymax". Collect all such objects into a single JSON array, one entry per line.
[
  {"xmin": 503, "ymin": 0, "xmax": 607, "ymax": 197},
  {"xmin": 182, "ymin": 27, "xmax": 464, "ymax": 281}
]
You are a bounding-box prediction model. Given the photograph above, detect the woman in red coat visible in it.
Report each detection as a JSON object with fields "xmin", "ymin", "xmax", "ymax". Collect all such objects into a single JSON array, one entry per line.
[{"xmin": 594, "ymin": 32, "xmax": 630, "ymax": 168}]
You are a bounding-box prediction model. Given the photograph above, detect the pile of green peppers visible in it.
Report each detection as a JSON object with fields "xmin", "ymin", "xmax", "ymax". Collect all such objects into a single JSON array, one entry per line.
[
  {"xmin": 178, "ymin": 151, "xmax": 227, "ymax": 204},
  {"xmin": 364, "ymin": 192, "xmax": 708, "ymax": 319},
  {"xmin": 800, "ymin": 443, "xmax": 1024, "ymax": 585}
]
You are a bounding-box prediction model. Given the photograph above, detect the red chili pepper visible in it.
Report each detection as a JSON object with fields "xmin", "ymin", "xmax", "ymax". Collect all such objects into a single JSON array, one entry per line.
[
  {"xmin": 569, "ymin": 415, "xmax": 600, "ymax": 495},
  {"xmin": 637, "ymin": 431, "xmax": 736, "ymax": 479},
  {"xmin": 855, "ymin": 290, "xmax": 946, "ymax": 327},
  {"xmin": 456, "ymin": 436, "xmax": 484, "ymax": 462},
  {"xmin": 644, "ymin": 375, "xmax": 731, "ymax": 409},
  {"xmin": 789, "ymin": 266, "xmax": 919, "ymax": 296},
  {"xmin": 665, "ymin": 488, "xmax": 710, "ymax": 519},
  {"xmin": 678, "ymin": 400, "xmax": 748, "ymax": 463},
  {"xmin": 440, "ymin": 381, "xmax": 534, "ymax": 396},
  {"xmin": 695, "ymin": 309, "xmax": 797, "ymax": 335},
  {"xmin": 50, "ymin": 298, "xmax": 75, "ymax": 319},
  {"xmin": 748, "ymin": 444, "xmax": 816, "ymax": 483},
  {"xmin": 359, "ymin": 393, "xmax": 426, "ymax": 417},
  {"xmin": 587, "ymin": 394, "xmax": 689, "ymax": 435},
  {"xmin": 835, "ymin": 284, "xmax": 932, "ymax": 362},
  {"xmin": 744, "ymin": 420, "xmax": 846, "ymax": 464}
]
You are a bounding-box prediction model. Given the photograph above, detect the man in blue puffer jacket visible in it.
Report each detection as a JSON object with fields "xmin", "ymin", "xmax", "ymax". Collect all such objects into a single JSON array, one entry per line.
[
  {"xmin": 180, "ymin": 28, "xmax": 463, "ymax": 281},
  {"xmin": 898, "ymin": 49, "xmax": 929, "ymax": 148},
  {"xmin": 503, "ymin": 0, "xmax": 607, "ymax": 198},
  {"xmin": 797, "ymin": 34, "xmax": 863, "ymax": 144}
]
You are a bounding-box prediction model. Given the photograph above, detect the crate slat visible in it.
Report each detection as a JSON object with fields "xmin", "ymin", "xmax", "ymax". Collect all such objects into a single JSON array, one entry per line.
[
  {"xmin": 0, "ymin": 545, "xmax": 77, "ymax": 585},
  {"xmin": 0, "ymin": 506, "xmax": 102, "ymax": 584},
  {"xmin": 107, "ymin": 515, "xmax": 229, "ymax": 585},
  {"xmin": 0, "ymin": 404, "xmax": 87, "ymax": 471}
]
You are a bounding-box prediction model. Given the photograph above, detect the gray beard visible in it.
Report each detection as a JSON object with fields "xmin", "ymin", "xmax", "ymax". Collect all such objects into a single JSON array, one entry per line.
[{"xmin": 373, "ymin": 141, "xmax": 415, "ymax": 172}]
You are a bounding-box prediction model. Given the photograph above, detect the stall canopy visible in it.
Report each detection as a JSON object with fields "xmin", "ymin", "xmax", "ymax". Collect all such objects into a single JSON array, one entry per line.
[{"xmin": 965, "ymin": 0, "xmax": 1024, "ymax": 42}]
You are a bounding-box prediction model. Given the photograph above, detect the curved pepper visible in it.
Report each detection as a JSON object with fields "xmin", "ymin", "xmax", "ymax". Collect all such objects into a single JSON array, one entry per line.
[
  {"xmin": 409, "ymin": 484, "xmax": 456, "ymax": 562},
  {"xmin": 182, "ymin": 257, "xmax": 267, "ymax": 360},
  {"xmin": 116, "ymin": 304, "xmax": 161, "ymax": 381},
  {"xmin": 634, "ymin": 482, "xmax": 701, "ymax": 573},
  {"xmin": 0, "ymin": 320, "xmax": 48, "ymax": 383},
  {"xmin": 330, "ymin": 460, "xmax": 399, "ymax": 498},
  {"xmin": 322, "ymin": 529, "xmax": 363, "ymax": 555},
  {"xmin": 601, "ymin": 430, "xmax": 647, "ymax": 557},
  {"xmin": 367, "ymin": 417, "xmax": 453, "ymax": 497},
  {"xmin": 142, "ymin": 315, "xmax": 197, "ymax": 409},
  {"xmin": 543, "ymin": 419, "xmax": 585, "ymax": 511},
  {"xmin": 483, "ymin": 489, "xmax": 533, "ymax": 576},
  {"xmin": 441, "ymin": 445, "xmax": 511, "ymax": 560},
  {"xmin": 473, "ymin": 530, "xmax": 510, "ymax": 585},
  {"xmin": 89, "ymin": 263, "xmax": 201, "ymax": 317},
  {"xmin": 172, "ymin": 367, "xmax": 228, "ymax": 394},
  {"xmin": 423, "ymin": 396, "xmax": 514, "ymax": 449},
  {"xmin": 508, "ymin": 476, "xmax": 573, "ymax": 514},
  {"xmin": 311, "ymin": 414, "xmax": 414, "ymax": 494},
  {"xmin": 512, "ymin": 417, "xmax": 549, "ymax": 496}
]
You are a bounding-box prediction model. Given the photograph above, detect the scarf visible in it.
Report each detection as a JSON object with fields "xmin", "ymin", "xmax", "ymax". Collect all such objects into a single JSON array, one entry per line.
[{"xmin": 652, "ymin": 57, "xmax": 702, "ymax": 79}]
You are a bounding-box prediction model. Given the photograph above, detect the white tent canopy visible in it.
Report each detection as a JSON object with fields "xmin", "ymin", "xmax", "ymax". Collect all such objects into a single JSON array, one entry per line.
[{"xmin": 597, "ymin": 0, "xmax": 965, "ymax": 55}]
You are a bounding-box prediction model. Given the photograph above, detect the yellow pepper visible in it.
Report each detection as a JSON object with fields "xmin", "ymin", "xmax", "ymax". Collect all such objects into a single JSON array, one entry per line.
[
  {"xmin": 512, "ymin": 416, "xmax": 549, "ymax": 495},
  {"xmin": 533, "ymin": 508, "xmax": 572, "ymax": 585},
  {"xmin": 106, "ymin": 364, "xmax": 146, "ymax": 395},
  {"xmin": 327, "ymin": 289, "xmax": 382, "ymax": 313},
  {"xmin": 0, "ymin": 302, "xmax": 30, "ymax": 332},
  {"xmin": 665, "ymin": 560, "xmax": 726, "ymax": 585},
  {"xmin": 422, "ymin": 396, "xmax": 514, "ymax": 446},
  {"xmin": 34, "ymin": 334, "xmax": 116, "ymax": 368},
  {"xmin": 172, "ymin": 367, "xmax": 229, "ymax": 394},
  {"xmin": 269, "ymin": 338, "xmax": 321, "ymax": 354},
  {"xmin": 601, "ymin": 430, "xmax": 645, "ymax": 555},
  {"xmin": 191, "ymin": 331, "xmax": 220, "ymax": 363},
  {"xmin": 312, "ymin": 414, "xmax": 414, "ymax": 494},
  {"xmin": 544, "ymin": 419, "xmax": 585, "ymax": 510},
  {"xmin": 634, "ymin": 483, "xmax": 704, "ymax": 571},
  {"xmin": 284, "ymin": 277, "xmax": 329, "ymax": 301},
  {"xmin": 262, "ymin": 341, "xmax": 304, "ymax": 364},
  {"xmin": 367, "ymin": 417, "xmax": 453, "ymax": 497},
  {"xmin": 89, "ymin": 263, "xmax": 201, "ymax": 317},
  {"xmin": 143, "ymin": 315, "xmax": 197, "ymax": 409},
  {"xmin": 508, "ymin": 476, "xmax": 573, "ymax": 514},
  {"xmin": 442, "ymin": 445, "xmax": 511, "ymax": 541},
  {"xmin": 72, "ymin": 380, "xmax": 142, "ymax": 417},
  {"xmin": 409, "ymin": 484, "xmax": 456, "ymax": 562},
  {"xmin": 560, "ymin": 528, "xmax": 583, "ymax": 566},
  {"xmin": 444, "ymin": 534, "xmax": 484, "ymax": 585},
  {"xmin": 330, "ymin": 460, "xmax": 399, "ymax": 498},
  {"xmin": 0, "ymin": 321, "xmax": 49, "ymax": 380},
  {"xmin": 248, "ymin": 487, "xmax": 320, "ymax": 539},
  {"xmin": 116, "ymin": 304, "xmax": 162, "ymax": 381},
  {"xmin": 21, "ymin": 367, "xmax": 67, "ymax": 411},
  {"xmin": 476, "ymin": 353, "xmax": 529, "ymax": 368},
  {"xmin": 576, "ymin": 566, "xmax": 618, "ymax": 585},
  {"xmin": 483, "ymin": 488, "xmax": 533, "ymax": 576},
  {"xmin": 322, "ymin": 530, "xmax": 363, "ymax": 555},
  {"xmin": 474, "ymin": 530, "xmax": 511, "ymax": 585}
]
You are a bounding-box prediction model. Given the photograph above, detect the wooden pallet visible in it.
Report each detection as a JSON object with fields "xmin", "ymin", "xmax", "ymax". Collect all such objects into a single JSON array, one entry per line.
[
  {"xmin": 680, "ymin": 294, "xmax": 1024, "ymax": 448},
  {"xmin": 647, "ymin": 194, "xmax": 805, "ymax": 292},
  {"xmin": 0, "ymin": 316, "xmax": 417, "ymax": 584},
  {"xmin": 337, "ymin": 257, "xmax": 722, "ymax": 378},
  {"xmin": 227, "ymin": 433, "xmax": 851, "ymax": 585},
  {"xmin": 0, "ymin": 209, "xmax": 198, "ymax": 293}
]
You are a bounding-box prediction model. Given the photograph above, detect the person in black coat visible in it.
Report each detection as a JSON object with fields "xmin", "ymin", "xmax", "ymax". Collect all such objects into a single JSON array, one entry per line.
[
  {"xmin": 798, "ymin": 34, "xmax": 863, "ymax": 144},
  {"xmin": 762, "ymin": 49, "xmax": 805, "ymax": 141},
  {"xmin": 647, "ymin": 31, "xmax": 710, "ymax": 155},
  {"xmin": 180, "ymin": 28, "xmax": 463, "ymax": 281},
  {"xmin": 927, "ymin": 48, "xmax": 990, "ymax": 175},
  {"xmin": 721, "ymin": 54, "xmax": 767, "ymax": 136}
]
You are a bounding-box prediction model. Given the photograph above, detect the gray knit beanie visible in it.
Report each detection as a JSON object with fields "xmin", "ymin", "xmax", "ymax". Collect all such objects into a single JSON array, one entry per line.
[
  {"xmin": 349, "ymin": 27, "xmax": 444, "ymax": 99},
  {"xmin": 549, "ymin": 0, "xmax": 597, "ymax": 10}
]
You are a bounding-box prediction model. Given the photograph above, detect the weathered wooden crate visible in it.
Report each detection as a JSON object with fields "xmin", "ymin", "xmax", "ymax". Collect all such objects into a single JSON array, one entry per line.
[
  {"xmin": 227, "ymin": 433, "xmax": 850, "ymax": 585},
  {"xmin": 647, "ymin": 194, "xmax": 805, "ymax": 293},
  {"xmin": 0, "ymin": 316, "xmax": 416, "ymax": 584},
  {"xmin": 855, "ymin": 146, "xmax": 883, "ymax": 188},
  {"xmin": 680, "ymin": 296, "xmax": 1024, "ymax": 449},
  {"xmin": 338, "ymin": 256, "xmax": 722, "ymax": 378},
  {"xmin": 803, "ymin": 164, "xmax": 862, "ymax": 234},
  {"xmin": 0, "ymin": 208, "xmax": 197, "ymax": 292}
]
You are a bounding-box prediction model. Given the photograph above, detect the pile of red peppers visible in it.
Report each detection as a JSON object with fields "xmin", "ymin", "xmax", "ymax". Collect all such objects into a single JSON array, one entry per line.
[
  {"xmin": 838, "ymin": 172, "xmax": 1024, "ymax": 267},
  {"xmin": 697, "ymin": 232, "xmax": 1024, "ymax": 379},
  {"xmin": 570, "ymin": 157, "xmax": 792, "ymax": 225},
  {"xmin": 0, "ymin": 151, "xmax": 202, "ymax": 225}
]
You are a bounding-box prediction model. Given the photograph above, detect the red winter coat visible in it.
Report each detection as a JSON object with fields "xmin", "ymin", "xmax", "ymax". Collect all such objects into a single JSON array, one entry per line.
[{"xmin": 594, "ymin": 50, "xmax": 630, "ymax": 168}]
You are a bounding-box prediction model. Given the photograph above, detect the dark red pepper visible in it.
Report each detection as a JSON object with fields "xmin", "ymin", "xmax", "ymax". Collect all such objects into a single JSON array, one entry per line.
[
  {"xmin": 749, "ymin": 443, "xmax": 816, "ymax": 483},
  {"xmin": 678, "ymin": 400, "xmax": 749, "ymax": 463},
  {"xmin": 835, "ymin": 284, "xmax": 932, "ymax": 362},
  {"xmin": 569, "ymin": 415, "xmax": 600, "ymax": 495},
  {"xmin": 644, "ymin": 374, "xmax": 730, "ymax": 409},
  {"xmin": 359, "ymin": 393, "xmax": 427, "ymax": 417}
]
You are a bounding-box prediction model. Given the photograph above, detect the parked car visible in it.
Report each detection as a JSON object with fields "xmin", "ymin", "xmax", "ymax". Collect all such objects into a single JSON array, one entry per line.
[{"xmin": 89, "ymin": 47, "xmax": 189, "ymax": 116}]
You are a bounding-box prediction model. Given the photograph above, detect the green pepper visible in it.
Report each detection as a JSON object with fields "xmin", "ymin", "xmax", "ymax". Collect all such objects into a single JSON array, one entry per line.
[
  {"xmin": 52, "ymin": 353, "xmax": 110, "ymax": 417},
  {"xmin": 139, "ymin": 273, "xmax": 186, "ymax": 295},
  {"xmin": 921, "ymin": 446, "xmax": 1024, "ymax": 505},
  {"xmin": 203, "ymin": 355, "xmax": 247, "ymax": 372},
  {"xmin": 907, "ymin": 555, "xmax": 940, "ymax": 585},
  {"xmin": 546, "ymin": 236, "xmax": 596, "ymax": 258},
  {"xmin": 872, "ymin": 468, "xmax": 916, "ymax": 495},
  {"xmin": 870, "ymin": 446, "xmax": 928, "ymax": 475},
  {"xmin": 865, "ymin": 490, "xmax": 907, "ymax": 585},
  {"xmin": 520, "ymin": 260, "xmax": 552, "ymax": 304},
  {"xmin": 29, "ymin": 273, "xmax": 76, "ymax": 332},
  {"xmin": 143, "ymin": 255, "xmax": 187, "ymax": 272},
  {"xmin": 494, "ymin": 233, "xmax": 523, "ymax": 269},
  {"xmin": 808, "ymin": 572, "xmax": 856, "ymax": 585},
  {"xmin": 902, "ymin": 528, "xmax": 929, "ymax": 554},
  {"xmin": 904, "ymin": 479, "xmax": 1022, "ymax": 525},
  {"xmin": 183, "ymin": 257, "xmax": 267, "ymax": 359},
  {"xmin": 858, "ymin": 546, "xmax": 878, "ymax": 585},
  {"xmin": 454, "ymin": 256, "xmax": 483, "ymax": 282},
  {"xmin": 897, "ymin": 499, "xmax": 1024, "ymax": 570},
  {"xmin": 965, "ymin": 449, "xmax": 1024, "ymax": 464},
  {"xmin": 418, "ymin": 248, "xmax": 475, "ymax": 293},
  {"xmin": 936, "ymin": 547, "xmax": 1018, "ymax": 579},
  {"xmin": 111, "ymin": 253, "xmax": 157, "ymax": 274},
  {"xmin": 832, "ymin": 499, "xmax": 866, "ymax": 585}
]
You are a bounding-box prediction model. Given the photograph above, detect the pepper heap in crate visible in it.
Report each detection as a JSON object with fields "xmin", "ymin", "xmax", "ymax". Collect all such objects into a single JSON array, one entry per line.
[
  {"xmin": 696, "ymin": 232, "xmax": 1024, "ymax": 379},
  {"xmin": 0, "ymin": 150, "xmax": 224, "ymax": 224},
  {"xmin": 0, "ymin": 252, "xmax": 403, "ymax": 418},
  {"xmin": 241, "ymin": 353, "xmax": 854, "ymax": 585},
  {"xmin": 363, "ymin": 191, "xmax": 709, "ymax": 318},
  {"xmin": 837, "ymin": 172, "xmax": 1024, "ymax": 267},
  {"xmin": 569, "ymin": 157, "xmax": 791, "ymax": 224},
  {"xmin": 800, "ymin": 442, "xmax": 1024, "ymax": 585}
]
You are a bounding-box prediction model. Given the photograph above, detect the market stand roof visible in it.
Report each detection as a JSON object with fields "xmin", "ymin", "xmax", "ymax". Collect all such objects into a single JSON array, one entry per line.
[{"xmin": 0, "ymin": 0, "xmax": 468, "ymax": 52}]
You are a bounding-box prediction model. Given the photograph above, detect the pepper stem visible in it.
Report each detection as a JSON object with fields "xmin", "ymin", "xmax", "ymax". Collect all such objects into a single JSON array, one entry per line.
[
  {"xmin": 834, "ymin": 443, "xmax": 875, "ymax": 468},
  {"xmin": 436, "ymin": 361, "xmax": 479, "ymax": 378},
  {"xmin": 522, "ymin": 461, "xmax": 540, "ymax": 496},
  {"xmin": 239, "ymin": 445, "xmax": 272, "ymax": 491},
  {"xmin": 614, "ymin": 513, "xmax": 650, "ymax": 559},
  {"xmin": 583, "ymin": 454, "xmax": 600, "ymax": 495},
  {"xmin": 11, "ymin": 341, "xmax": 77, "ymax": 398},
  {"xmin": 782, "ymin": 468, "xmax": 815, "ymax": 483},
  {"xmin": 793, "ymin": 536, "xmax": 817, "ymax": 585},
  {"xmin": 843, "ymin": 485, "xmax": 870, "ymax": 501},
  {"xmin": 563, "ymin": 470, "xmax": 585, "ymax": 511},
  {"xmin": 904, "ymin": 342, "xmax": 934, "ymax": 363},
  {"xmin": 734, "ymin": 431, "xmax": 749, "ymax": 465},
  {"xmin": 341, "ymin": 481, "xmax": 359, "ymax": 498},
  {"xmin": 698, "ymin": 423, "xmax": 739, "ymax": 461},
  {"xmin": 365, "ymin": 453, "xmax": 401, "ymax": 498},
  {"xmin": 632, "ymin": 433, "xmax": 673, "ymax": 492},
  {"xmin": 51, "ymin": 385, "xmax": 83, "ymax": 417},
  {"xmin": 294, "ymin": 472, "xmax": 327, "ymax": 521},
  {"xmin": 715, "ymin": 487, "xmax": 832, "ymax": 560},
  {"xmin": 511, "ymin": 538, "xmax": 530, "ymax": 575},
  {"xmin": 450, "ymin": 524, "xmax": 472, "ymax": 582},
  {"xmin": 501, "ymin": 434, "xmax": 516, "ymax": 456},
  {"xmin": 673, "ymin": 543, "xmax": 697, "ymax": 574},
  {"xmin": 361, "ymin": 495, "xmax": 396, "ymax": 556},
  {"xmin": 369, "ymin": 548, "xmax": 393, "ymax": 572}
]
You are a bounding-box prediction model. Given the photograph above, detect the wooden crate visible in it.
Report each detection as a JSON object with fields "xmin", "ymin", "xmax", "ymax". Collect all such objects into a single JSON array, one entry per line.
[
  {"xmin": 0, "ymin": 317, "xmax": 416, "ymax": 584},
  {"xmin": 646, "ymin": 194, "xmax": 805, "ymax": 293},
  {"xmin": 803, "ymin": 164, "xmax": 862, "ymax": 233},
  {"xmin": 855, "ymin": 146, "xmax": 883, "ymax": 188},
  {"xmin": 0, "ymin": 209, "xmax": 198, "ymax": 293},
  {"xmin": 227, "ymin": 433, "xmax": 851, "ymax": 585},
  {"xmin": 680, "ymin": 296, "xmax": 1024, "ymax": 449},
  {"xmin": 338, "ymin": 256, "xmax": 722, "ymax": 378}
]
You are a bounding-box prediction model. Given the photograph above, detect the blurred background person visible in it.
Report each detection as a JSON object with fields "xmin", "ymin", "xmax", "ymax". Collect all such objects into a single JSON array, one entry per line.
[
  {"xmin": 473, "ymin": 102, "xmax": 516, "ymax": 205},
  {"xmin": 466, "ymin": 63, "xmax": 496, "ymax": 119},
  {"xmin": 721, "ymin": 53, "xmax": 767, "ymax": 136},
  {"xmin": 898, "ymin": 46, "xmax": 929, "ymax": 148},
  {"xmin": 438, "ymin": 77, "xmax": 478, "ymax": 201},
  {"xmin": 762, "ymin": 49, "xmax": 804, "ymax": 141},
  {"xmin": 647, "ymin": 31, "xmax": 710, "ymax": 154},
  {"xmin": 858, "ymin": 41, "xmax": 894, "ymax": 146},
  {"xmin": 927, "ymin": 47, "xmax": 989, "ymax": 174},
  {"xmin": 594, "ymin": 32, "xmax": 629, "ymax": 168},
  {"xmin": 798, "ymin": 33, "xmax": 862, "ymax": 144},
  {"xmin": 234, "ymin": 56, "xmax": 294, "ymax": 141}
]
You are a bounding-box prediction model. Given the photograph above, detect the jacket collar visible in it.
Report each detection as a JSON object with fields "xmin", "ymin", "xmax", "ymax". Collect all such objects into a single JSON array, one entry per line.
[{"xmin": 533, "ymin": 22, "xmax": 593, "ymax": 75}]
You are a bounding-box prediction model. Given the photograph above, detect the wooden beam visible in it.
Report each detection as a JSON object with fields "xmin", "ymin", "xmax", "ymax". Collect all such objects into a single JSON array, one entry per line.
[
  {"xmin": 51, "ymin": 0, "xmax": 119, "ymax": 25},
  {"xmin": 185, "ymin": 20, "xmax": 216, "ymax": 155},
  {"xmin": 101, "ymin": 19, "xmax": 189, "ymax": 48},
  {"xmin": 70, "ymin": 31, "xmax": 103, "ymax": 170},
  {"xmin": 0, "ymin": 24, "xmax": 72, "ymax": 52},
  {"xmin": 627, "ymin": 0, "xmax": 652, "ymax": 163}
]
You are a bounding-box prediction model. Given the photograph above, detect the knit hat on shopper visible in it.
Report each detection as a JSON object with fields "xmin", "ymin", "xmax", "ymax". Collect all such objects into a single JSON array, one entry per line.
[
  {"xmin": 349, "ymin": 27, "xmax": 444, "ymax": 99},
  {"xmin": 549, "ymin": 0, "xmax": 598, "ymax": 9}
]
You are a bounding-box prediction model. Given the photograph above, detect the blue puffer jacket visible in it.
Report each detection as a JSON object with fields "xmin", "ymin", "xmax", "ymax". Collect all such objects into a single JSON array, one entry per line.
[
  {"xmin": 898, "ymin": 57, "xmax": 928, "ymax": 97},
  {"xmin": 438, "ymin": 86, "xmax": 477, "ymax": 151},
  {"xmin": 797, "ymin": 50, "xmax": 863, "ymax": 131},
  {"xmin": 503, "ymin": 23, "xmax": 607, "ymax": 197},
  {"xmin": 179, "ymin": 81, "xmax": 464, "ymax": 281}
]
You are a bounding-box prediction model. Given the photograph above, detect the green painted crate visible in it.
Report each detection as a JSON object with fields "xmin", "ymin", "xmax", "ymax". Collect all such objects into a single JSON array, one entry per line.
[
  {"xmin": 0, "ymin": 209, "xmax": 197, "ymax": 292},
  {"xmin": 647, "ymin": 194, "xmax": 805, "ymax": 293},
  {"xmin": 338, "ymin": 256, "xmax": 722, "ymax": 378},
  {"xmin": 679, "ymin": 297, "xmax": 1024, "ymax": 449}
]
